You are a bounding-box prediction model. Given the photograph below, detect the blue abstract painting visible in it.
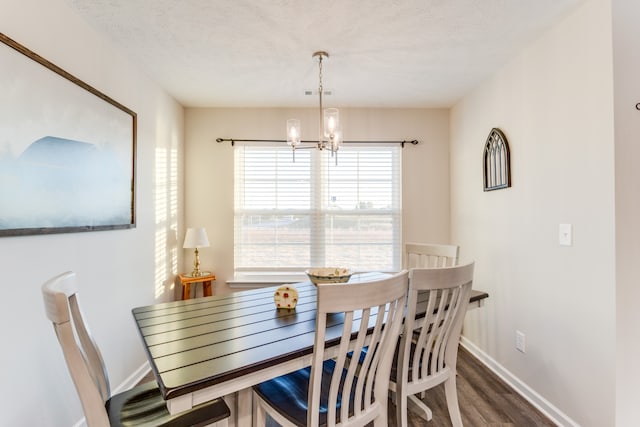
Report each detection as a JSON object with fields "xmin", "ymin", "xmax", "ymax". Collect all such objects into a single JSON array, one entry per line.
[
  {"xmin": 0, "ymin": 136, "xmax": 131, "ymax": 230},
  {"xmin": 1, "ymin": 33, "xmax": 136, "ymax": 236}
]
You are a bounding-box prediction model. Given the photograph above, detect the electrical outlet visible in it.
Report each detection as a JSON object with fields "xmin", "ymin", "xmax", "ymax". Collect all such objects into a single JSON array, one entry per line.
[{"xmin": 516, "ymin": 330, "xmax": 526, "ymax": 353}]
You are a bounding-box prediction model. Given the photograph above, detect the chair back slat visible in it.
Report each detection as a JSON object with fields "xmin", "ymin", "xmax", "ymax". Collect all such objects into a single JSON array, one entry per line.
[
  {"xmin": 404, "ymin": 243, "xmax": 460, "ymax": 269},
  {"xmin": 362, "ymin": 303, "xmax": 387, "ymax": 415},
  {"xmin": 68, "ymin": 294, "xmax": 111, "ymax": 402},
  {"xmin": 328, "ymin": 309, "xmax": 353, "ymax": 424},
  {"xmin": 309, "ymin": 270, "xmax": 408, "ymax": 427},
  {"xmin": 341, "ymin": 307, "xmax": 368, "ymax": 422}
]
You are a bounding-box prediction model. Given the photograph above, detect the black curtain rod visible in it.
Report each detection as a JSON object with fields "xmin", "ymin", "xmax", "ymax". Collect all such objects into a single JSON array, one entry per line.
[{"xmin": 216, "ymin": 138, "xmax": 419, "ymax": 147}]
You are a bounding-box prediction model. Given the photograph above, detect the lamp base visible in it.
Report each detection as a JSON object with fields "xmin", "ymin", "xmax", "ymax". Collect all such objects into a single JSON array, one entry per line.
[{"xmin": 189, "ymin": 247, "xmax": 209, "ymax": 278}]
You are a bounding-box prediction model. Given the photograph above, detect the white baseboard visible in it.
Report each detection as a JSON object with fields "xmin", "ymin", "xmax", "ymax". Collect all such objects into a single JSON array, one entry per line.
[
  {"xmin": 111, "ymin": 360, "xmax": 152, "ymax": 394},
  {"xmin": 72, "ymin": 361, "xmax": 151, "ymax": 427},
  {"xmin": 460, "ymin": 337, "xmax": 579, "ymax": 427}
]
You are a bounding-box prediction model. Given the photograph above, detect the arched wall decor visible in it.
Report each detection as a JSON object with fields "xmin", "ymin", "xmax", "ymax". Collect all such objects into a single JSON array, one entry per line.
[{"xmin": 483, "ymin": 128, "xmax": 511, "ymax": 191}]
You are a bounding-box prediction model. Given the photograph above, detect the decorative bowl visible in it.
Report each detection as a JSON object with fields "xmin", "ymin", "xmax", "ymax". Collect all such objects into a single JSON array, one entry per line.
[
  {"xmin": 305, "ymin": 268, "xmax": 352, "ymax": 285},
  {"xmin": 273, "ymin": 285, "xmax": 298, "ymax": 309}
]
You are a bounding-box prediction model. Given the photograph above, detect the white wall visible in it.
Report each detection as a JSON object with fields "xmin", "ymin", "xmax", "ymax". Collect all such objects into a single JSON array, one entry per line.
[
  {"xmin": 450, "ymin": 1, "xmax": 615, "ymax": 426},
  {"xmin": 613, "ymin": 0, "xmax": 640, "ymax": 424},
  {"xmin": 0, "ymin": 1, "xmax": 184, "ymax": 425},
  {"xmin": 184, "ymin": 107, "xmax": 451, "ymax": 293}
]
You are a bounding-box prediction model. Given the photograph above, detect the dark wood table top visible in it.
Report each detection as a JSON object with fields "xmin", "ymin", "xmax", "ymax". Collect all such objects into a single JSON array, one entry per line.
[{"xmin": 132, "ymin": 272, "xmax": 489, "ymax": 403}]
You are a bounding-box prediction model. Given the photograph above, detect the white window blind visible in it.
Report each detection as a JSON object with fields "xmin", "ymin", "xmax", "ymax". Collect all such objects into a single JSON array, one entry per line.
[{"xmin": 234, "ymin": 144, "xmax": 401, "ymax": 274}]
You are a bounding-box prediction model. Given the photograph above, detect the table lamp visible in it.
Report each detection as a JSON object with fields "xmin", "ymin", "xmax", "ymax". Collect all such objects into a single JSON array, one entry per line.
[{"xmin": 183, "ymin": 227, "xmax": 210, "ymax": 277}]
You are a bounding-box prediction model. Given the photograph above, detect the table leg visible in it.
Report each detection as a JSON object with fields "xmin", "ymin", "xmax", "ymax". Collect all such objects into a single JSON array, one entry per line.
[
  {"xmin": 203, "ymin": 279, "xmax": 213, "ymax": 297},
  {"xmin": 182, "ymin": 283, "xmax": 191, "ymax": 300},
  {"xmin": 223, "ymin": 393, "xmax": 236, "ymax": 427},
  {"xmin": 236, "ymin": 388, "xmax": 253, "ymax": 426}
]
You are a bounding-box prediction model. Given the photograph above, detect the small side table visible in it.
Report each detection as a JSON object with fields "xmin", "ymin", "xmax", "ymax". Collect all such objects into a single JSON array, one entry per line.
[{"xmin": 178, "ymin": 272, "xmax": 215, "ymax": 300}]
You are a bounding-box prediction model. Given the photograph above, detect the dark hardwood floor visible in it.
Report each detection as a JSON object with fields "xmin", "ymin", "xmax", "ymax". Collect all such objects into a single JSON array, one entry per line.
[
  {"xmin": 140, "ymin": 346, "xmax": 555, "ymax": 426},
  {"xmin": 387, "ymin": 346, "xmax": 556, "ymax": 426}
]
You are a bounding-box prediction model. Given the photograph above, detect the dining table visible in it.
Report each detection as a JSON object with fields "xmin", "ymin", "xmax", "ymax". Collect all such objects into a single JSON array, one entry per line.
[{"xmin": 132, "ymin": 272, "xmax": 489, "ymax": 426}]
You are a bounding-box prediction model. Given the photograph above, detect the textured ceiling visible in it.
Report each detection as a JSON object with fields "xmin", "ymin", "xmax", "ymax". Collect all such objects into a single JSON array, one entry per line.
[{"xmin": 66, "ymin": 0, "xmax": 582, "ymax": 108}]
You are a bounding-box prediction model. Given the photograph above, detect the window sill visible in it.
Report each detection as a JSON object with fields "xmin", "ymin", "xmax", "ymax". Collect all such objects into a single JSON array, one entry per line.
[{"xmin": 226, "ymin": 273, "xmax": 307, "ymax": 289}]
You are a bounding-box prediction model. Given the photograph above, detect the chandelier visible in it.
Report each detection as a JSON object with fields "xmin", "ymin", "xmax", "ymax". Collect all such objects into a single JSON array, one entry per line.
[
  {"xmin": 286, "ymin": 51, "xmax": 341, "ymax": 157},
  {"xmin": 215, "ymin": 51, "xmax": 419, "ymax": 151}
]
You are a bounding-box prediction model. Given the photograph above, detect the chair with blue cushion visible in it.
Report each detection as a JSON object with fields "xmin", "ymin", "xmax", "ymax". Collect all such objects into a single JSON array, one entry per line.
[
  {"xmin": 42, "ymin": 271, "xmax": 230, "ymax": 427},
  {"xmin": 252, "ymin": 271, "xmax": 409, "ymax": 427}
]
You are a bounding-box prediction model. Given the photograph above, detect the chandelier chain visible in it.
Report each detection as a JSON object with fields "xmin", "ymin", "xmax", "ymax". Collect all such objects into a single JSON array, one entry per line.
[
  {"xmin": 318, "ymin": 53, "xmax": 323, "ymax": 94},
  {"xmin": 318, "ymin": 53, "xmax": 324, "ymax": 149}
]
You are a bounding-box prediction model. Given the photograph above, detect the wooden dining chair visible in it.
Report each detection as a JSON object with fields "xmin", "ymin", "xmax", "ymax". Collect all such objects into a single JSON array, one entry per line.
[
  {"xmin": 403, "ymin": 242, "xmax": 460, "ymax": 269},
  {"xmin": 41, "ymin": 271, "xmax": 230, "ymax": 427},
  {"xmin": 390, "ymin": 262, "xmax": 474, "ymax": 427},
  {"xmin": 252, "ymin": 271, "xmax": 409, "ymax": 427},
  {"xmin": 402, "ymin": 242, "xmax": 460, "ymax": 396}
]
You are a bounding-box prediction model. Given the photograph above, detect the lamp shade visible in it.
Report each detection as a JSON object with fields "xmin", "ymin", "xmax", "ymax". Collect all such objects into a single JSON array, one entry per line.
[{"xmin": 183, "ymin": 227, "xmax": 210, "ymax": 249}]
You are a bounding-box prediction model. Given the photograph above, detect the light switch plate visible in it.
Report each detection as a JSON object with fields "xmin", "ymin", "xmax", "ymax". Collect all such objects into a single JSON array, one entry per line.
[{"xmin": 559, "ymin": 223, "xmax": 572, "ymax": 246}]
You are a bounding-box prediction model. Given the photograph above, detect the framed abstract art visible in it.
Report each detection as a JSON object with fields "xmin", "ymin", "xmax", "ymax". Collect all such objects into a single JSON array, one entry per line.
[{"xmin": 0, "ymin": 33, "xmax": 136, "ymax": 237}]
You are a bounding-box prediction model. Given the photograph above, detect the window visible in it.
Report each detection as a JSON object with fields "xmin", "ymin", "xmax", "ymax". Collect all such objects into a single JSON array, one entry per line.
[{"xmin": 234, "ymin": 144, "xmax": 401, "ymax": 276}]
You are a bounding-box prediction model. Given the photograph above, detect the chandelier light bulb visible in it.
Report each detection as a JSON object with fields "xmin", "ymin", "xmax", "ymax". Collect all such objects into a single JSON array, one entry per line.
[
  {"xmin": 324, "ymin": 108, "xmax": 339, "ymax": 138},
  {"xmin": 286, "ymin": 119, "xmax": 301, "ymax": 147}
]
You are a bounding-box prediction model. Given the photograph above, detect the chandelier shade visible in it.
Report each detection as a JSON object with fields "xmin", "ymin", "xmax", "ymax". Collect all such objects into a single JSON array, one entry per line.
[
  {"xmin": 286, "ymin": 118, "xmax": 301, "ymax": 148},
  {"xmin": 323, "ymin": 108, "xmax": 339, "ymax": 139}
]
